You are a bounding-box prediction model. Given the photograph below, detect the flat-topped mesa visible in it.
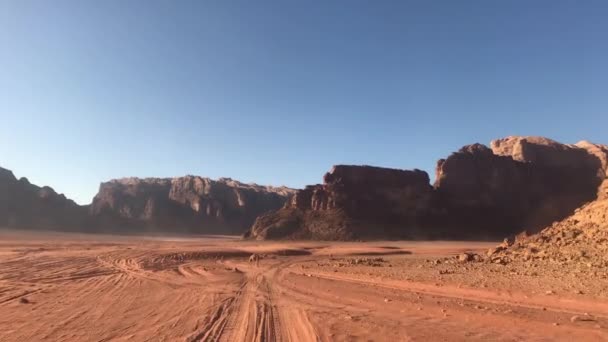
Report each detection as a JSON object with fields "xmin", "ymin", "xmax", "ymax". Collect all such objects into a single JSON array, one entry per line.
[
  {"xmin": 289, "ymin": 165, "xmax": 431, "ymax": 214},
  {"xmin": 246, "ymin": 165, "xmax": 434, "ymax": 240},
  {"xmin": 90, "ymin": 175, "xmax": 296, "ymax": 234},
  {"xmin": 323, "ymin": 165, "xmax": 430, "ymax": 186}
]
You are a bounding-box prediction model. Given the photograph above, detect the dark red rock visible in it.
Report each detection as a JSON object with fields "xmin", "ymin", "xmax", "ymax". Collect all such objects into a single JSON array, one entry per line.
[
  {"xmin": 249, "ymin": 137, "xmax": 608, "ymax": 241},
  {"xmin": 247, "ymin": 165, "xmax": 434, "ymax": 240},
  {"xmin": 433, "ymin": 137, "xmax": 605, "ymax": 237}
]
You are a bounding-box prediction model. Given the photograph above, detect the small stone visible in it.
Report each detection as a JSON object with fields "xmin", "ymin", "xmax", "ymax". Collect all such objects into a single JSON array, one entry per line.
[
  {"xmin": 458, "ymin": 253, "xmax": 474, "ymax": 263},
  {"xmin": 384, "ymin": 298, "xmax": 391, "ymax": 303}
]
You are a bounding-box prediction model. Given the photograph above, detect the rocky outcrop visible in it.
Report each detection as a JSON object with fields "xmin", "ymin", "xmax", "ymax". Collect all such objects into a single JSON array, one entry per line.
[
  {"xmin": 0, "ymin": 167, "xmax": 87, "ymax": 230},
  {"xmin": 572, "ymin": 141, "xmax": 608, "ymax": 201},
  {"xmin": 478, "ymin": 185, "xmax": 608, "ymax": 271},
  {"xmin": 249, "ymin": 137, "xmax": 608, "ymax": 240},
  {"xmin": 246, "ymin": 165, "xmax": 434, "ymax": 240},
  {"xmin": 434, "ymin": 137, "xmax": 606, "ymax": 237},
  {"xmin": 90, "ymin": 176, "xmax": 295, "ymax": 234}
]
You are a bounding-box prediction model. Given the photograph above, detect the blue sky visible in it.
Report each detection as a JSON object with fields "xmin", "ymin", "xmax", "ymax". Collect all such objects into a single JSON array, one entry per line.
[{"xmin": 1, "ymin": 0, "xmax": 606, "ymax": 204}]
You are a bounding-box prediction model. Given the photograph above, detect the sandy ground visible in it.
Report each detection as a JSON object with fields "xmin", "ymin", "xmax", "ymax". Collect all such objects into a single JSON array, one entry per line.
[{"xmin": 1, "ymin": 230, "xmax": 607, "ymax": 341}]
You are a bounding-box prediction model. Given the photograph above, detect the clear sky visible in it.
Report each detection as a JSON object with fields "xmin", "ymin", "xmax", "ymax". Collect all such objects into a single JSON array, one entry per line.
[{"xmin": 1, "ymin": 1, "xmax": 606, "ymax": 204}]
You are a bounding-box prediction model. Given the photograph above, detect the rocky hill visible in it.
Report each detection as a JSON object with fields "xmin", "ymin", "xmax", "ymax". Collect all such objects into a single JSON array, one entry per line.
[
  {"xmin": 247, "ymin": 136, "xmax": 608, "ymax": 240},
  {"xmin": 0, "ymin": 167, "xmax": 88, "ymax": 230},
  {"xmin": 89, "ymin": 176, "xmax": 296, "ymax": 234},
  {"xmin": 246, "ymin": 165, "xmax": 433, "ymax": 240},
  {"xmin": 433, "ymin": 137, "xmax": 605, "ymax": 238},
  {"xmin": 476, "ymin": 144, "xmax": 608, "ymax": 268}
]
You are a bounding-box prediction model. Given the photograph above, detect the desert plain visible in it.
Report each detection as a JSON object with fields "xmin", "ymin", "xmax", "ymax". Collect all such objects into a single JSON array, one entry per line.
[{"xmin": 1, "ymin": 230, "xmax": 607, "ymax": 342}]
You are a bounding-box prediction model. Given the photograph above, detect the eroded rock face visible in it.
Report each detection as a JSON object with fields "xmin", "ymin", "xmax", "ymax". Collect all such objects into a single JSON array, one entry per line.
[
  {"xmin": 90, "ymin": 176, "xmax": 295, "ymax": 234},
  {"xmin": 434, "ymin": 137, "xmax": 605, "ymax": 237},
  {"xmin": 0, "ymin": 167, "xmax": 87, "ymax": 230},
  {"xmin": 483, "ymin": 189, "xmax": 608, "ymax": 270},
  {"xmin": 249, "ymin": 137, "xmax": 608, "ymax": 240},
  {"xmin": 574, "ymin": 141, "xmax": 608, "ymax": 178},
  {"xmin": 247, "ymin": 165, "xmax": 434, "ymax": 240}
]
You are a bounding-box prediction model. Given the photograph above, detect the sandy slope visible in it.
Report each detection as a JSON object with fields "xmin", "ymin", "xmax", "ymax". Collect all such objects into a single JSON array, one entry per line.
[{"xmin": 0, "ymin": 231, "xmax": 606, "ymax": 341}]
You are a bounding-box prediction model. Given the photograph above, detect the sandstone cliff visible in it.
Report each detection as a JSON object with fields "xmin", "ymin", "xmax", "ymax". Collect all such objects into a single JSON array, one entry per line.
[
  {"xmin": 480, "ymin": 178, "xmax": 608, "ymax": 270},
  {"xmin": 248, "ymin": 136, "xmax": 608, "ymax": 240},
  {"xmin": 90, "ymin": 176, "xmax": 295, "ymax": 234},
  {"xmin": 3, "ymin": 135, "xmax": 606, "ymax": 240},
  {"xmin": 434, "ymin": 137, "xmax": 606, "ymax": 237},
  {"xmin": 0, "ymin": 167, "xmax": 87, "ymax": 230},
  {"xmin": 246, "ymin": 165, "xmax": 434, "ymax": 240}
]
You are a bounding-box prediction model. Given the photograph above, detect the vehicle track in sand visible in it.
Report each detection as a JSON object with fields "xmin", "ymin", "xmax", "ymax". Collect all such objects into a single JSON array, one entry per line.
[
  {"xmin": 187, "ymin": 256, "xmax": 321, "ymax": 342},
  {"xmin": 216, "ymin": 262, "xmax": 289, "ymax": 342},
  {"xmin": 1, "ymin": 235, "xmax": 607, "ymax": 341}
]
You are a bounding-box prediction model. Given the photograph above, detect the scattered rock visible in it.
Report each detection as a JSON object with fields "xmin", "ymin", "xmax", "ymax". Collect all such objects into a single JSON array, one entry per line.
[{"xmin": 457, "ymin": 253, "xmax": 474, "ymax": 263}]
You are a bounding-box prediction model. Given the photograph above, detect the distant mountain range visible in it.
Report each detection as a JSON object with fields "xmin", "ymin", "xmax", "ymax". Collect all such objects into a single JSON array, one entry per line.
[
  {"xmin": 0, "ymin": 169, "xmax": 295, "ymax": 234},
  {"xmin": 2, "ymin": 136, "xmax": 607, "ymax": 240}
]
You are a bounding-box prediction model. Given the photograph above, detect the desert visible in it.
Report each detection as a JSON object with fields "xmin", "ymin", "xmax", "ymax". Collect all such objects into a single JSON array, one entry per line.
[
  {"xmin": 1, "ymin": 231, "xmax": 607, "ymax": 341},
  {"xmin": 3, "ymin": 2, "xmax": 607, "ymax": 340},
  {"xmin": 1, "ymin": 136, "xmax": 608, "ymax": 341}
]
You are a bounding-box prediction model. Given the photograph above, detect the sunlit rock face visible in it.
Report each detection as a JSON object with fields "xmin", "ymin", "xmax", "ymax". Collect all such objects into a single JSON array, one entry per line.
[{"xmin": 90, "ymin": 175, "xmax": 295, "ymax": 234}]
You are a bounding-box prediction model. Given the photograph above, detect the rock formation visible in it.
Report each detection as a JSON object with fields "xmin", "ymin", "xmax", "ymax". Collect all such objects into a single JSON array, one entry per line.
[
  {"xmin": 3, "ymin": 135, "xmax": 606, "ymax": 240},
  {"xmin": 474, "ymin": 178, "xmax": 608, "ymax": 272},
  {"xmin": 484, "ymin": 141, "xmax": 608, "ymax": 268},
  {"xmin": 248, "ymin": 136, "xmax": 608, "ymax": 240},
  {"xmin": 0, "ymin": 167, "xmax": 87, "ymax": 230},
  {"xmin": 89, "ymin": 176, "xmax": 296, "ymax": 234},
  {"xmin": 433, "ymin": 137, "xmax": 606, "ymax": 237},
  {"xmin": 246, "ymin": 165, "xmax": 434, "ymax": 240}
]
